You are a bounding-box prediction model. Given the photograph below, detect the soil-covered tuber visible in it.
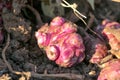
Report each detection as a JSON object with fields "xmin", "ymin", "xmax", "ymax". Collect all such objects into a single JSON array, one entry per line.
[{"xmin": 98, "ymin": 59, "xmax": 120, "ymax": 80}]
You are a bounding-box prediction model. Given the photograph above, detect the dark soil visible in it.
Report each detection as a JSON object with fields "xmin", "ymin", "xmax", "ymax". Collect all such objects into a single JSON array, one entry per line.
[{"xmin": 0, "ymin": 0, "xmax": 120, "ymax": 80}]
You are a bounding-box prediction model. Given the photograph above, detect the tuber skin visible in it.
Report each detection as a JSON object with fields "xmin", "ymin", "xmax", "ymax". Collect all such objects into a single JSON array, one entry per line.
[
  {"xmin": 35, "ymin": 16, "xmax": 85, "ymax": 67},
  {"xmin": 98, "ymin": 59, "xmax": 120, "ymax": 80},
  {"xmin": 83, "ymin": 33, "xmax": 108, "ymax": 64},
  {"xmin": 102, "ymin": 20, "xmax": 120, "ymax": 59},
  {"xmin": 89, "ymin": 42, "xmax": 108, "ymax": 64},
  {"xmin": 54, "ymin": 33, "xmax": 85, "ymax": 67},
  {"xmin": 46, "ymin": 45, "xmax": 60, "ymax": 61},
  {"xmin": 96, "ymin": 20, "xmax": 120, "ymax": 80}
]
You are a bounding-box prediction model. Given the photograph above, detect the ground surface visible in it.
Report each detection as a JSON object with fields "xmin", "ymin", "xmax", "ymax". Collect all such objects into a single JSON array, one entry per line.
[{"xmin": 0, "ymin": 0, "xmax": 120, "ymax": 80}]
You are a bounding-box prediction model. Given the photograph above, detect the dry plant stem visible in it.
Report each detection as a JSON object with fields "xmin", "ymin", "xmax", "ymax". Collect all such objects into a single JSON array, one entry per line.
[
  {"xmin": 2, "ymin": 34, "xmax": 13, "ymax": 72},
  {"xmin": 31, "ymin": 72, "xmax": 84, "ymax": 79},
  {"xmin": 85, "ymin": 12, "xmax": 95, "ymax": 31},
  {"xmin": 80, "ymin": 15, "xmax": 104, "ymax": 41},
  {"xmin": 22, "ymin": 5, "xmax": 44, "ymax": 27},
  {"xmin": 61, "ymin": 0, "xmax": 104, "ymax": 41},
  {"xmin": 74, "ymin": 11, "xmax": 87, "ymax": 26},
  {"xmin": 84, "ymin": 13, "xmax": 104, "ymax": 41},
  {"xmin": 87, "ymin": 14, "xmax": 104, "ymax": 41},
  {"xmin": 2, "ymin": 34, "xmax": 30, "ymax": 80},
  {"xmin": 2, "ymin": 34, "xmax": 84, "ymax": 80},
  {"xmin": 61, "ymin": 0, "xmax": 87, "ymax": 25},
  {"xmin": 61, "ymin": 0, "xmax": 87, "ymax": 19},
  {"xmin": 78, "ymin": 27, "xmax": 90, "ymax": 38}
]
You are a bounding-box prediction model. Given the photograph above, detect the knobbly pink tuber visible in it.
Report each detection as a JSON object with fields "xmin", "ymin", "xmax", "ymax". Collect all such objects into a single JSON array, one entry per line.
[
  {"xmin": 35, "ymin": 24, "xmax": 50, "ymax": 48},
  {"xmin": 46, "ymin": 45, "xmax": 60, "ymax": 61},
  {"xmin": 54, "ymin": 33, "xmax": 85, "ymax": 67},
  {"xmin": 97, "ymin": 20, "xmax": 120, "ymax": 80},
  {"xmin": 102, "ymin": 20, "xmax": 120, "ymax": 58},
  {"xmin": 50, "ymin": 16, "xmax": 65, "ymax": 27},
  {"xmin": 84, "ymin": 33, "xmax": 108, "ymax": 64},
  {"xmin": 98, "ymin": 59, "xmax": 120, "ymax": 80},
  {"xmin": 90, "ymin": 42, "xmax": 108, "ymax": 64},
  {"xmin": 35, "ymin": 16, "xmax": 85, "ymax": 67}
]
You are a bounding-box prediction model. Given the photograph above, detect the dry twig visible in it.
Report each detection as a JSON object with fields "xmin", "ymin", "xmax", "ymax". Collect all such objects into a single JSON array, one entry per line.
[
  {"xmin": 2, "ymin": 34, "xmax": 13, "ymax": 72},
  {"xmin": 31, "ymin": 72, "xmax": 84, "ymax": 80},
  {"xmin": 61, "ymin": 0, "xmax": 87, "ymax": 26},
  {"xmin": 61, "ymin": 0, "xmax": 104, "ymax": 41},
  {"xmin": 85, "ymin": 12, "xmax": 95, "ymax": 31},
  {"xmin": 21, "ymin": 5, "xmax": 44, "ymax": 27}
]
